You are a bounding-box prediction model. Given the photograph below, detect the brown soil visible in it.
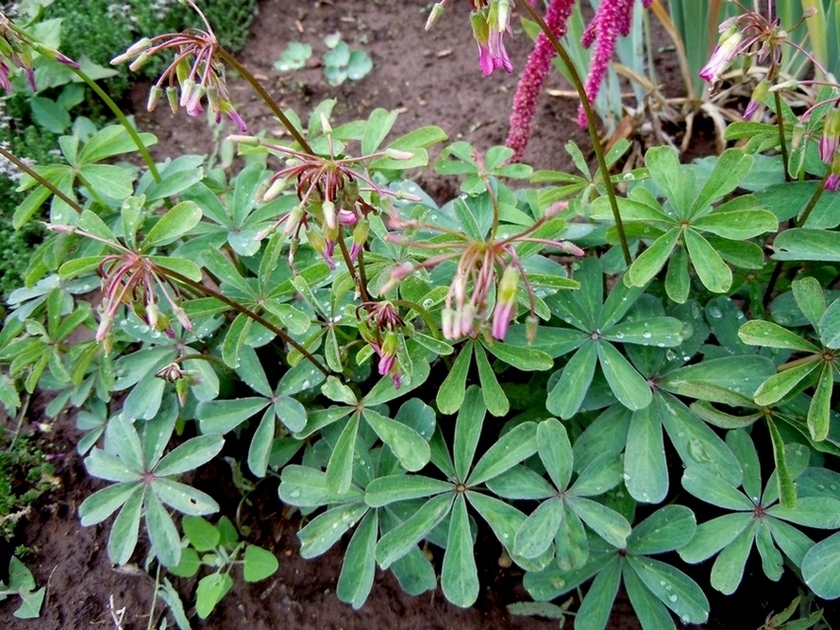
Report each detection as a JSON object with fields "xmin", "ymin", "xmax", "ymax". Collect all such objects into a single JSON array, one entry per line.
[{"xmin": 3, "ymin": 1, "xmax": 826, "ymax": 629}]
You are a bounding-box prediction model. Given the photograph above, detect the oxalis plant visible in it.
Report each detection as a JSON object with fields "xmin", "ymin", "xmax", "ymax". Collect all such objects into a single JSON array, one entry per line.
[{"xmin": 2, "ymin": 0, "xmax": 840, "ymax": 627}]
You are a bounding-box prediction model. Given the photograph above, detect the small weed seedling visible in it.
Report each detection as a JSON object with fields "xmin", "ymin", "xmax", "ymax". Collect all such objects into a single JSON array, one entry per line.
[
  {"xmin": 274, "ymin": 32, "xmax": 372, "ymax": 86},
  {"xmin": 168, "ymin": 516, "xmax": 279, "ymax": 619},
  {"xmin": 0, "ymin": 556, "xmax": 44, "ymax": 619}
]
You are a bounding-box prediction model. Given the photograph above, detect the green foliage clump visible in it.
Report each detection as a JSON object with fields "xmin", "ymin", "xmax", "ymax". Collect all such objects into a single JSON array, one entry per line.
[{"xmin": 0, "ymin": 432, "xmax": 57, "ymax": 542}]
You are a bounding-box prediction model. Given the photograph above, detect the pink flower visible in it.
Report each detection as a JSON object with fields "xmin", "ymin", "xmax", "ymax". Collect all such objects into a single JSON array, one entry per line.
[
  {"xmin": 743, "ymin": 79, "xmax": 770, "ymax": 121},
  {"xmin": 699, "ymin": 28, "xmax": 743, "ymax": 85},
  {"xmin": 471, "ymin": 1, "xmax": 513, "ymax": 77},
  {"xmin": 492, "ymin": 267, "xmax": 519, "ymax": 340},
  {"xmin": 820, "ymin": 109, "xmax": 840, "ymax": 165}
]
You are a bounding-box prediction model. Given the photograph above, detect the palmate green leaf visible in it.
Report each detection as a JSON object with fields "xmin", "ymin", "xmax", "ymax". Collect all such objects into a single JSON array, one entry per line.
[
  {"xmin": 279, "ymin": 465, "xmax": 363, "ymax": 508},
  {"xmin": 567, "ymin": 497, "xmax": 631, "ymax": 549},
  {"xmin": 454, "ymin": 386, "xmax": 485, "ymax": 482},
  {"xmin": 710, "ymin": 521, "xmax": 758, "ymax": 595},
  {"xmin": 590, "ymin": 195, "xmax": 673, "ymax": 223},
  {"xmin": 196, "ymin": 397, "xmax": 269, "ymax": 435},
  {"xmin": 808, "ymin": 363, "xmax": 834, "ymax": 441},
  {"xmin": 625, "ymin": 405, "xmax": 667, "ymax": 504},
  {"xmin": 484, "ymin": 465, "xmax": 555, "ymax": 500},
  {"xmin": 575, "ymin": 557, "xmax": 621, "ymax": 630},
  {"xmin": 75, "ymin": 208, "xmax": 118, "ymax": 244},
  {"xmin": 155, "ymin": 434, "xmax": 224, "ymax": 477},
  {"xmin": 646, "ymin": 146, "xmax": 685, "ymax": 212},
  {"xmin": 220, "ymin": 314, "xmax": 252, "ymax": 371},
  {"xmin": 598, "ymin": 341, "xmax": 652, "ymax": 411},
  {"xmin": 737, "ymin": 320, "xmax": 820, "ymax": 353},
  {"xmin": 195, "ymin": 573, "xmax": 233, "ymax": 620},
  {"xmin": 568, "ymin": 453, "xmax": 623, "ymax": 498},
  {"xmin": 802, "ymin": 531, "xmax": 840, "ymax": 599},
  {"xmin": 274, "ymin": 395, "xmax": 307, "ymax": 433},
  {"xmin": 690, "ymin": 148, "xmax": 754, "ymax": 215},
  {"xmin": 627, "ymin": 505, "xmax": 696, "ymax": 556},
  {"xmin": 602, "ymin": 317, "xmax": 683, "ymax": 346},
  {"xmin": 390, "ymin": 545, "xmax": 437, "ymax": 596},
  {"xmin": 376, "ymin": 493, "xmax": 453, "ymax": 569},
  {"xmin": 819, "ymin": 298, "xmax": 840, "ymax": 348},
  {"xmin": 77, "ymin": 125, "xmax": 157, "ymax": 164},
  {"xmin": 627, "ymin": 227, "xmax": 681, "ymax": 288},
  {"xmin": 152, "ymin": 479, "xmax": 219, "ymax": 516},
  {"xmin": 623, "ymin": 564, "xmax": 675, "ymax": 630},
  {"xmin": 298, "ymin": 503, "xmax": 368, "ymax": 559},
  {"xmin": 772, "ymin": 228, "xmax": 840, "ymax": 262},
  {"xmin": 363, "ymin": 408, "xmax": 430, "ymax": 472},
  {"xmin": 436, "ymin": 342, "xmax": 471, "ymax": 416},
  {"xmin": 248, "ymin": 408, "xmax": 275, "ymax": 478},
  {"xmin": 474, "ymin": 343, "xmax": 508, "ymax": 416},
  {"xmin": 514, "ymin": 497, "xmax": 563, "ymax": 559},
  {"xmin": 122, "ymin": 372, "xmax": 166, "ymax": 421},
  {"xmin": 79, "ymin": 482, "xmax": 142, "ymax": 526},
  {"xmin": 755, "ymin": 522, "xmax": 783, "ymax": 581},
  {"xmin": 660, "ymin": 355, "xmax": 776, "ymax": 398},
  {"xmin": 681, "ymin": 465, "xmax": 754, "ymax": 510},
  {"xmin": 691, "ymin": 208, "xmax": 777, "ymax": 240},
  {"xmin": 84, "ymin": 448, "xmax": 142, "ymax": 483},
  {"xmin": 79, "ymin": 163, "xmax": 134, "ymax": 200},
  {"xmin": 753, "ymin": 358, "xmax": 820, "ymax": 406},
  {"xmin": 546, "ymin": 341, "xmax": 598, "ymax": 419},
  {"xmin": 684, "ymin": 229, "xmax": 731, "ymax": 294},
  {"xmin": 336, "ymin": 510, "xmax": 378, "ymax": 609},
  {"xmin": 628, "ymin": 555, "xmax": 709, "ymax": 624},
  {"xmin": 465, "ymin": 492, "xmax": 546, "ymax": 569},
  {"xmin": 555, "ymin": 508, "xmax": 590, "ymax": 573},
  {"xmin": 468, "ymin": 421, "xmax": 538, "ymax": 486},
  {"xmin": 723, "ymin": 430, "xmax": 759, "ymax": 502},
  {"xmin": 107, "ymin": 489, "xmax": 143, "ymax": 565},
  {"xmin": 325, "ymin": 412, "xmax": 361, "ymax": 495},
  {"xmin": 791, "ymin": 277, "xmax": 827, "ymax": 329},
  {"xmin": 146, "ymin": 490, "xmax": 182, "ymax": 567},
  {"xmin": 678, "ymin": 513, "xmax": 753, "ymax": 564},
  {"xmin": 365, "ymin": 475, "xmax": 453, "ymax": 507},
  {"xmin": 481, "ymin": 340, "xmax": 553, "ymax": 371},
  {"xmin": 537, "ymin": 418, "xmax": 572, "ymax": 490},
  {"xmin": 441, "ymin": 495, "xmax": 479, "ymax": 608},
  {"xmin": 768, "ymin": 497, "xmax": 840, "ymax": 529}
]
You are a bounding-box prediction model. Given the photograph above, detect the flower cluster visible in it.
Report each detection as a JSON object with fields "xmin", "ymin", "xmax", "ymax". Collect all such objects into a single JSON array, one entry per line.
[
  {"xmin": 357, "ymin": 301, "xmax": 406, "ymax": 388},
  {"xmin": 698, "ymin": 5, "xmax": 818, "ymax": 93},
  {"xmin": 384, "ymin": 214, "xmax": 584, "ymax": 343},
  {"xmin": 110, "ymin": 0, "xmax": 246, "ymax": 132},
  {"xmin": 48, "ymin": 224, "xmax": 191, "ymax": 351},
  {"xmin": 0, "ymin": 12, "xmax": 77, "ymax": 92},
  {"xmin": 234, "ymin": 123, "xmax": 415, "ymax": 270}
]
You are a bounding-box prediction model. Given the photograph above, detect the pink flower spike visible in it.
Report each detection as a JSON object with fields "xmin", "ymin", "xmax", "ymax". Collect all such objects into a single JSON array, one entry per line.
[
  {"xmin": 577, "ymin": 0, "xmax": 638, "ymax": 127},
  {"xmin": 825, "ymin": 173, "xmax": 840, "ymax": 192}
]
